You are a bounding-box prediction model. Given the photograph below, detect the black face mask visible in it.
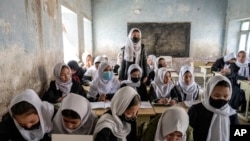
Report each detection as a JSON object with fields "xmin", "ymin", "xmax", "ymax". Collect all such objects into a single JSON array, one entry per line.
[
  {"xmin": 132, "ymin": 37, "xmax": 140, "ymax": 43},
  {"xmin": 22, "ymin": 121, "xmax": 40, "ymax": 130},
  {"xmin": 158, "ymin": 64, "xmax": 163, "ymax": 68},
  {"xmin": 120, "ymin": 114, "xmax": 137, "ymax": 124},
  {"xmin": 209, "ymin": 97, "xmax": 228, "ymax": 109},
  {"xmin": 131, "ymin": 77, "xmax": 140, "ymax": 83}
]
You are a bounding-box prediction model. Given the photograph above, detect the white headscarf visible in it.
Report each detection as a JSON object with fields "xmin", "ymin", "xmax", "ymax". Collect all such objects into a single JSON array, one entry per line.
[
  {"xmin": 9, "ymin": 89, "xmax": 54, "ymax": 141},
  {"xmin": 148, "ymin": 55, "xmax": 157, "ymax": 70},
  {"xmin": 93, "ymin": 86, "xmax": 140, "ymax": 141},
  {"xmin": 53, "ymin": 93, "xmax": 97, "ymax": 134},
  {"xmin": 177, "ymin": 65, "xmax": 198, "ymax": 101},
  {"xmin": 154, "ymin": 106, "xmax": 189, "ymax": 141},
  {"xmin": 223, "ymin": 52, "xmax": 236, "ymax": 62},
  {"xmin": 124, "ymin": 28, "xmax": 142, "ymax": 65},
  {"xmin": 121, "ymin": 64, "xmax": 142, "ymax": 89},
  {"xmin": 82, "ymin": 52, "xmax": 92, "ymax": 69},
  {"xmin": 151, "ymin": 68, "xmax": 174, "ymax": 98},
  {"xmin": 201, "ymin": 75, "xmax": 236, "ymax": 141},
  {"xmin": 84, "ymin": 55, "xmax": 104, "ymax": 79},
  {"xmin": 54, "ymin": 62, "xmax": 73, "ymax": 97},
  {"xmin": 91, "ymin": 61, "xmax": 120, "ymax": 95},
  {"xmin": 236, "ymin": 51, "xmax": 249, "ymax": 77}
]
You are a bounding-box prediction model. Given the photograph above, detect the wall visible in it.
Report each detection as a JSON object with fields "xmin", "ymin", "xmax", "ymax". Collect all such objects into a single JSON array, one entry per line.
[
  {"xmin": 224, "ymin": 0, "xmax": 250, "ymax": 54},
  {"xmin": 92, "ymin": 0, "xmax": 228, "ymax": 60},
  {"xmin": 0, "ymin": 0, "xmax": 91, "ymax": 118}
]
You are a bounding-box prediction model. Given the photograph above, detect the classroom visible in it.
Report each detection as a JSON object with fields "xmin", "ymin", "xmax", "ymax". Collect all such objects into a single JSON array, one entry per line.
[{"xmin": 0, "ymin": 0, "xmax": 250, "ymax": 141}]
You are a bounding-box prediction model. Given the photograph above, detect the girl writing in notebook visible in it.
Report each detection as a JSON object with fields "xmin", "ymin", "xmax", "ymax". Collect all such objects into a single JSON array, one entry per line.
[
  {"xmin": 88, "ymin": 61, "xmax": 120, "ymax": 102},
  {"xmin": 149, "ymin": 67, "xmax": 177, "ymax": 105},
  {"xmin": 93, "ymin": 86, "xmax": 140, "ymax": 141},
  {"xmin": 53, "ymin": 93, "xmax": 97, "ymax": 135},
  {"xmin": 0, "ymin": 89, "xmax": 55, "ymax": 141}
]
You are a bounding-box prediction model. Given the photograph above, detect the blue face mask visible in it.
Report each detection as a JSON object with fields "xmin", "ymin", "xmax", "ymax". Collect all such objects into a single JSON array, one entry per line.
[{"xmin": 102, "ymin": 71, "xmax": 113, "ymax": 80}]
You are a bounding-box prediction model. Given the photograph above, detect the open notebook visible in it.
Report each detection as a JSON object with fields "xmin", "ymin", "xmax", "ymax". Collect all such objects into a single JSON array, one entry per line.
[
  {"xmin": 90, "ymin": 101, "xmax": 152, "ymax": 109},
  {"xmin": 52, "ymin": 134, "xmax": 93, "ymax": 141},
  {"xmin": 90, "ymin": 101, "xmax": 111, "ymax": 109}
]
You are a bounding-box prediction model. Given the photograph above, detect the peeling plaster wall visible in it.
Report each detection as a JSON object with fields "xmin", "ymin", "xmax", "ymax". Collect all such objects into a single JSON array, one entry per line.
[
  {"xmin": 92, "ymin": 0, "xmax": 227, "ymax": 60},
  {"xmin": 0, "ymin": 0, "xmax": 63, "ymax": 117},
  {"xmin": 0, "ymin": 0, "xmax": 92, "ymax": 118},
  {"xmin": 224, "ymin": 0, "xmax": 250, "ymax": 54}
]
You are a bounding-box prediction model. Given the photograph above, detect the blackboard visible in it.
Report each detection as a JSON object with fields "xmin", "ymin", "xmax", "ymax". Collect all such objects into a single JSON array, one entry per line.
[{"xmin": 128, "ymin": 22, "xmax": 191, "ymax": 57}]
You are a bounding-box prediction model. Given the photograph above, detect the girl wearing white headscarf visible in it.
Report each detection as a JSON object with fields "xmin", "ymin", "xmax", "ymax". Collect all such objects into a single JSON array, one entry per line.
[
  {"xmin": 89, "ymin": 61, "xmax": 120, "ymax": 101},
  {"xmin": 82, "ymin": 52, "xmax": 92, "ymax": 70},
  {"xmin": 225, "ymin": 51, "xmax": 248, "ymax": 110},
  {"xmin": 119, "ymin": 28, "xmax": 148, "ymax": 83},
  {"xmin": 42, "ymin": 62, "xmax": 86, "ymax": 103},
  {"xmin": 173, "ymin": 65, "xmax": 199, "ymax": 102},
  {"xmin": 0, "ymin": 89, "xmax": 55, "ymax": 141},
  {"xmin": 188, "ymin": 75, "xmax": 239, "ymax": 141},
  {"xmin": 84, "ymin": 55, "xmax": 104, "ymax": 82},
  {"xmin": 235, "ymin": 51, "xmax": 250, "ymax": 78},
  {"xmin": 147, "ymin": 55, "xmax": 157, "ymax": 71},
  {"xmin": 53, "ymin": 93, "xmax": 97, "ymax": 135},
  {"xmin": 150, "ymin": 68, "xmax": 177, "ymax": 105},
  {"xmin": 146, "ymin": 57, "xmax": 167, "ymax": 86},
  {"xmin": 154, "ymin": 106, "xmax": 189, "ymax": 141},
  {"xmin": 94, "ymin": 86, "xmax": 141, "ymax": 141},
  {"xmin": 121, "ymin": 64, "xmax": 148, "ymax": 101}
]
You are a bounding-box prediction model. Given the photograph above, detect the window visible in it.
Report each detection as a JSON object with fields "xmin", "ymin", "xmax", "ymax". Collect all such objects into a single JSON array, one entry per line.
[
  {"xmin": 61, "ymin": 5, "xmax": 79, "ymax": 63},
  {"xmin": 238, "ymin": 20, "xmax": 250, "ymax": 55}
]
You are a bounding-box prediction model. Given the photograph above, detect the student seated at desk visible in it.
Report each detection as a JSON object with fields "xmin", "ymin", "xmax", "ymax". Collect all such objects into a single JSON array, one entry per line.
[
  {"xmin": 211, "ymin": 52, "xmax": 236, "ymax": 73},
  {"xmin": 121, "ymin": 64, "xmax": 148, "ymax": 101},
  {"xmin": 67, "ymin": 60, "xmax": 86, "ymax": 85},
  {"xmin": 149, "ymin": 68, "xmax": 178, "ymax": 105},
  {"xmin": 142, "ymin": 106, "xmax": 191, "ymax": 141},
  {"xmin": 0, "ymin": 89, "xmax": 55, "ymax": 141},
  {"xmin": 188, "ymin": 75, "xmax": 239, "ymax": 141},
  {"xmin": 172, "ymin": 65, "xmax": 199, "ymax": 103},
  {"xmin": 88, "ymin": 61, "xmax": 120, "ymax": 102},
  {"xmin": 81, "ymin": 52, "xmax": 93, "ymax": 70},
  {"xmin": 226, "ymin": 50, "xmax": 249, "ymax": 111},
  {"xmin": 83, "ymin": 55, "xmax": 104, "ymax": 84},
  {"xmin": 93, "ymin": 86, "xmax": 140, "ymax": 141},
  {"xmin": 146, "ymin": 57, "xmax": 167, "ymax": 86},
  {"xmin": 155, "ymin": 106, "xmax": 189, "ymax": 141},
  {"xmin": 42, "ymin": 62, "xmax": 86, "ymax": 104},
  {"xmin": 53, "ymin": 93, "xmax": 97, "ymax": 135}
]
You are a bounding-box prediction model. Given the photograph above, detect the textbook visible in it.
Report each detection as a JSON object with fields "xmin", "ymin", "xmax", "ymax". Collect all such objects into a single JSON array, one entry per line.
[
  {"xmin": 90, "ymin": 101, "xmax": 153, "ymax": 109},
  {"xmin": 90, "ymin": 101, "xmax": 111, "ymax": 109},
  {"xmin": 140, "ymin": 101, "xmax": 153, "ymax": 108}
]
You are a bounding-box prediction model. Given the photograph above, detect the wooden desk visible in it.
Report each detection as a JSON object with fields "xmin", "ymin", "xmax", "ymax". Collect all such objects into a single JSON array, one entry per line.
[
  {"xmin": 92, "ymin": 107, "xmax": 155, "ymax": 117},
  {"xmin": 212, "ymin": 71, "xmax": 223, "ymax": 76},
  {"xmin": 238, "ymin": 80, "xmax": 250, "ymax": 122},
  {"xmin": 199, "ymin": 66, "xmax": 212, "ymax": 87},
  {"xmin": 52, "ymin": 134, "xmax": 93, "ymax": 141},
  {"xmin": 153, "ymin": 102, "xmax": 189, "ymax": 114}
]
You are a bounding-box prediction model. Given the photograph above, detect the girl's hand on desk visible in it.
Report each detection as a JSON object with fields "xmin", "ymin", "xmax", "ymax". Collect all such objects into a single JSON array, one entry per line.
[
  {"xmin": 158, "ymin": 98, "xmax": 168, "ymax": 104},
  {"xmin": 98, "ymin": 94, "xmax": 106, "ymax": 101},
  {"xmin": 170, "ymin": 100, "xmax": 177, "ymax": 105}
]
